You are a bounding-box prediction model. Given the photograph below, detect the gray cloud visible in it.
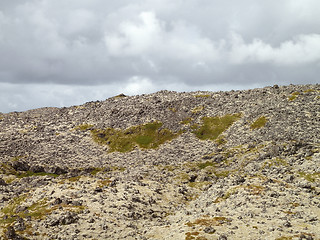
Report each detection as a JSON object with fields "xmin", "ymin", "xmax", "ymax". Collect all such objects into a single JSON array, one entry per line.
[{"xmin": 0, "ymin": 0, "xmax": 319, "ymax": 112}]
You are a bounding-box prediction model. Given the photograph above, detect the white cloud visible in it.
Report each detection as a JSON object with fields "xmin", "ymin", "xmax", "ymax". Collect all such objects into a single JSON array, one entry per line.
[
  {"xmin": 122, "ymin": 76, "xmax": 156, "ymax": 95},
  {"xmin": 229, "ymin": 33, "xmax": 320, "ymax": 65},
  {"xmin": 105, "ymin": 11, "xmax": 220, "ymax": 61},
  {"xmin": 1, "ymin": 0, "xmax": 320, "ymax": 112}
]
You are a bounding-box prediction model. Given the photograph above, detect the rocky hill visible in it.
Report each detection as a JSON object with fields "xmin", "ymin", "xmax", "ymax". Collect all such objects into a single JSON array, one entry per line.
[{"xmin": 0, "ymin": 84, "xmax": 319, "ymax": 240}]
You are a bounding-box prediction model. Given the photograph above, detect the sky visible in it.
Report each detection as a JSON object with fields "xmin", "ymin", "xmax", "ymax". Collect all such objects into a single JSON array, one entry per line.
[{"xmin": 0, "ymin": 0, "xmax": 320, "ymax": 113}]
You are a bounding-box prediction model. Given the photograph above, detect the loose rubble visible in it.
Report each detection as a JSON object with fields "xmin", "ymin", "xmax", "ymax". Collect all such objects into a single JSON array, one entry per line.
[{"xmin": 0, "ymin": 84, "xmax": 319, "ymax": 239}]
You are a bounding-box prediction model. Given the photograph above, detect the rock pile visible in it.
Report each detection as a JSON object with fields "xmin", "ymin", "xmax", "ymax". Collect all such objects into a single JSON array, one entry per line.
[{"xmin": 0, "ymin": 84, "xmax": 319, "ymax": 239}]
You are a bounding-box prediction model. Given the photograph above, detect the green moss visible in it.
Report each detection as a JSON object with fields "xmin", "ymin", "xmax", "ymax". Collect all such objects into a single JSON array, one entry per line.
[
  {"xmin": 304, "ymin": 89, "xmax": 316, "ymax": 93},
  {"xmin": 74, "ymin": 124, "xmax": 94, "ymax": 131},
  {"xmin": 67, "ymin": 176, "xmax": 82, "ymax": 182},
  {"xmin": 180, "ymin": 117, "xmax": 193, "ymax": 125},
  {"xmin": 197, "ymin": 161, "xmax": 216, "ymax": 170},
  {"xmin": 160, "ymin": 165, "xmax": 176, "ymax": 171},
  {"xmin": 16, "ymin": 171, "xmax": 59, "ymax": 178},
  {"xmin": 91, "ymin": 121, "xmax": 181, "ymax": 153},
  {"xmin": 90, "ymin": 168, "xmax": 104, "ymax": 175},
  {"xmin": 215, "ymin": 136, "xmax": 227, "ymax": 145},
  {"xmin": 213, "ymin": 170, "xmax": 233, "ymax": 178},
  {"xmin": 276, "ymin": 237, "xmax": 293, "ymax": 240},
  {"xmin": 194, "ymin": 94, "xmax": 210, "ymax": 98},
  {"xmin": 0, "ymin": 194, "xmax": 86, "ymax": 233},
  {"xmin": 188, "ymin": 181, "xmax": 211, "ymax": 189},
  {"xmin": 250, "ymin": 116, "xmax": 267, "ymax": 129},
  {"xmin": 0, "ymin": 163, "xmax": 17, "ymax": 175},
  {"xmin": 111, "ymin": 166, "xmax": 126, "ymax": 172},
  {"xmin": 0, "ymin": 163, "xmax": 59, "ymax": 179},
  {"xmin": 97, "ymin": 179, "xmax": 112, "ymax": 187},
  {"xmin": 288, "ymin": 91, "xmax": 300, "ymax": 101},
  {"xmin": 169, "ymin": 107, "xmax": 177, "ymax": 112},
  {"xmin": 298, "ymin": 171, "xmax": 320, "ymax": 182},
  {"xmin": 186, "ymin": 217, "xmax": 231, "ymax": 227},
  {"xmin": 191, "ymin": 106, "xmax": 204, "ymax": 114},
  {"xmin": 193, "ymin": 113, "xmax": 241, "ymax": 140},
  {"xmin": 262, "ymin": 158, "xmax": 288, "ymax": 169}
]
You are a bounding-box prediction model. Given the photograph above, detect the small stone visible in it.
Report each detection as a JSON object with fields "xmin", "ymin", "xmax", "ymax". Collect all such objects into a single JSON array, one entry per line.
[
  {"xmin": 14, "ymin": 217, "xmax": 26, "ymax": 231},
  {"xmin": 204, "ymin": 226, "xmax": 216, "ymax": 234},
  {"xmin": 5, "ymin": 226, "xmax": 16, "ymax": 239},
  {"xmin": 218, "ymin": 234, "xmax": 228, "ymax": 240},
  {"xmin": 283, "ymin": 221, "xmax": 292, "ymax": 228},
  {"xmin": 0, "ymin": 178, "xmax": 7, "ymax": 186}
]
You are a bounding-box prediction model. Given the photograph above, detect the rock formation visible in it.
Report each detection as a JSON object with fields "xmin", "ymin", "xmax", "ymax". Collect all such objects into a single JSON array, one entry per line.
[{"xmin": 0, "ymin": 84, "xmax": 319, "ymax": 239}]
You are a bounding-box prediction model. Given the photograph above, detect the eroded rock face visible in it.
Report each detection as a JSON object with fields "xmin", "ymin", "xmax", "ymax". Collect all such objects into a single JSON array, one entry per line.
[{"xmin": 0, "ymin": 84, "xmax": 319, "ymax": 239}]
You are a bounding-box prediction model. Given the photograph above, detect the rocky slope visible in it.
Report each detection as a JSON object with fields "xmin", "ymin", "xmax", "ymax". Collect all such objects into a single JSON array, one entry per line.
[{"xmin": 0, "ymin": 84, "xmax": 319, "ymax": 240}]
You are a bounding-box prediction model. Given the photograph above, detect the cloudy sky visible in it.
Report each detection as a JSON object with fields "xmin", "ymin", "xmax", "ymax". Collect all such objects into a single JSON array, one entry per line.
[{"xmin": 0, "ymin": 0, "xmax": 319, "ymax": 113}]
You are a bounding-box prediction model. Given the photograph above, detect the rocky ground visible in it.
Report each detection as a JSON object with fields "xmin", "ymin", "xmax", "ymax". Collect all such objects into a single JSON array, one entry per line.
[{"xmin": 0, "ymin": 84, "xmax": 319, "ymax": 240}]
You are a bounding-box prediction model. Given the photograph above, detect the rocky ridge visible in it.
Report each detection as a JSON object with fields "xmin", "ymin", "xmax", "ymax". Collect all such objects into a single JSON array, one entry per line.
[{"xmin": 0, "ymin": 84, "xmax": 319, "ymax": 239}]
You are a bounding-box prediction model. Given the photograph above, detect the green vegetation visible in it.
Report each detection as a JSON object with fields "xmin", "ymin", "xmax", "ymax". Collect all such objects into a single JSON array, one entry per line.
[
  {"xmin": 191, "ymin": 106, "xmax": 204, "ymax": 114},
  {"xmin": 74, "ymin": 124, "xmax": 94, "ymax": 131},
  {"xmin": 0, "ymin": 194, "xmax": 85, "ymax": 238},
  {"xmin": 16, "ymin": 171, "xmax": 59, "ymax": 179},
  {"xmin": 214, "ymin": 187, "xmax": 238, "ymax": 203},
  {"xmin": 288, "ymin": 91, "xmax": 300, "ymax": 101},
  {"xmin": 197, "ymin": 161, "xmax": 216, "ymax": 170},
  {"xmin": 250, "ymin": 116, "xmax": 268, "ymax": 129},
  {"xmin": 169, "ymin": 107, "xmax": 177, "ymax": 112},
  {"xmin": 90, "ymin": 167, "xmax": 104, "ymax": 175},
  {"xmin": 298, "ymin": 171, "xmax": 320, "ymax": 182},
  {"xmin": 262, "ymin": 158, "xmax": 288, "ymax": 169},
  {"xmin": 0, "ymin": 163, "xmax": 17, "ymax": 175},
  {"xmin": 215, "ymin": 136, "xmax": 227, "ymax": 145},
  {"xmin": 275, "ymin": 237, "xmax": 293, "ymax": 240},
  {"xmin": 91, "ymin": 121, "xmax": 181, "ymax": 153},
  {"xmin": 194, "ymin": 94, "xmax": 210, "ymax": 98},
  {"xmin": 0, "ymin": 163, "xmax": 59, "ymax": 179},
  {"xmin": 186, "ymin": 217, "xmax": 231, "ymax": 227},
  {"xmin": 180, "ymin": 117, "xmax": 193, "ymax": 125},
  {"xmin": 303, "ymin": 89, "xmax": 316, "ymax": 93},
  {"xmin": 192, "ymin": 113, "xmax": 241, "ymax": 141}
]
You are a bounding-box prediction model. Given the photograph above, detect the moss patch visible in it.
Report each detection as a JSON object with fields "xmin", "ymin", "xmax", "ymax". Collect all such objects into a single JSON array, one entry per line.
[
  {"xmin": 180, "ymin": 117, "xmax": 193, "ymax": 125},
  {"xmin": 186, "ymin": 217, "xmax": 232, "ymax": 227},
  {"xmin": 298, "ymin": 171, "xmax": 320, "ymax": 182},
  {"xmin": 288, "ymin": 91, "xmax": 300, "ymax": 101},
  {"xmin": 191, "ymin": 106, "xmax": 204, "ymax": 114},
  {"xmin": 250, "ymin": 116, "xmax": 267, "ymax": 129},
  {"xmin": 0, "ymin": 163, "xmax": 58, "ymax": 179},
  {"xmin": 74, "ymin": 124, "xmax": 94, "ymax": 131},
  {"xmin": 197, "ymin": 161, "xmax": 216, "ymax": 170},
  {"xmin": 0, "ymin": 194, "xmax": 85, "ymax": 237},
  {"xmin": 91, "ymin": 121, "xmax": 181, "ymax": 153},
  {"xmin": 192, "ymin": 113, "xmax": 241, "ymax": 140},
  {"xmin": 194, "ymin": 94, "xmax": 210, "ymax": 98},
  {"xmin": 262, "ymin": 158, "xmax": 288, "ymax": 169}
]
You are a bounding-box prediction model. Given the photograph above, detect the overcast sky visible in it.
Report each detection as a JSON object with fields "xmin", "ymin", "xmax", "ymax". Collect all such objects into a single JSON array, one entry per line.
[{"xmin": 1, "ymin": 0, "xmax": 319, "ymax": 113}]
